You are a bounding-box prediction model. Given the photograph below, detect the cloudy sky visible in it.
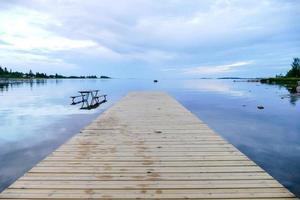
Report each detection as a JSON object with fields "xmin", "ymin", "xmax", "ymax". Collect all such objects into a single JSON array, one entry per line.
[{"xmin": 0, "ymin": 0, "xmax": 299, "ymax": 78}]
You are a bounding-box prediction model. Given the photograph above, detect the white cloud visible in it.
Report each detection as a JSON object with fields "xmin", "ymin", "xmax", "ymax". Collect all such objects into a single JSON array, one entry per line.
[
  {"xmin": 0, "ymin": 8, "xmax": 98, "ymax": 52},
  {"xmin": 0, "ymin": 0, "xmax": 299, "ymax": 76},
  {"xmin": 7, "ymin": 0, "xmax": 293, "ymax": 53},
  {"xmin": 183, "ymin": 61, "xmax": 253, "ymax": 75},
  {"xmin": 0, "ymin": 53, "xmax": 78, "ymax": 75},
  {"xmin": 161, "ymin": 68, "xmax": 178, "ymax": 72},
  {"xmin": 131, "ymin": 0, "xmax": 291, "ymax": 50},
  {"xmin": 125, "ymin": 50, "xmax": 175, "ymax": 63}
]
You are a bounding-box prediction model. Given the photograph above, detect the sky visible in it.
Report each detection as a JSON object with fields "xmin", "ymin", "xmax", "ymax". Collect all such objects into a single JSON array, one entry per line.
[{"xmin": 0, "ymin": 0, "xmax": 299, "ymax": 78}]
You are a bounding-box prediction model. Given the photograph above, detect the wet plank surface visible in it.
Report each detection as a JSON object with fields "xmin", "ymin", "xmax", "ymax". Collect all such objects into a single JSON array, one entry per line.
[{"xmin": 0, "ymin": 92, "xmax": 297, "ymax": 199}]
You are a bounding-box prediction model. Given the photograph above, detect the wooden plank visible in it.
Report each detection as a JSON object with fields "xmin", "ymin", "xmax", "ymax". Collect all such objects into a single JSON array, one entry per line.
[
  {"xmin": 36, "ymin": 160, "xmax": 256, "ymax": 167},
  {"xmin": 0, "ymin": 92, "xmax": 297, "ymax": 199},
  {"xmin": 10, "ymin": 180, "xmax": 283, "ymax": 189},
  {"xmin": 0, "ymin": 188, "xmax": 294, "ymax": 199},
  {"xmin": 19, "ymin": 172, "xmax": 273, "ymax": 181},
  {"xmin": 28, "ymin": 166, "xmax": 265, "ymax": 173}
]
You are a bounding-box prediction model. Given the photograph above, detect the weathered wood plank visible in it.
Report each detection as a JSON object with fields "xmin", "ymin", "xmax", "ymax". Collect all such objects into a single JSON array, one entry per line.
[
  {"xmin": 19, "ymin": 172, "xmax": 273, "ymax": 181},
  {"xmin": 0, "ymin": 188, "xmax": 294, "ymax": 199}
]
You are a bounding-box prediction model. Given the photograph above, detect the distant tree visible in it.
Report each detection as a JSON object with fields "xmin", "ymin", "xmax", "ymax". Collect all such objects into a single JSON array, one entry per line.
[
  {"xmin": 54, "ymin": 73, "xmax": 65, "ymax": 78},
  {"xmin": 286, "ymin": 57, "xmax": 300, "ymax": 77},
  {"xmin": 100, "ymin": 75, "xmax": 111, "ymax": 79},
  {"xmin": 86, "ymin": 75, "xmax": 97, "ymax": 78},
  {"xmin": 27, "ymin": 69, "xmax": 35, "ymax": 78},
  {"xmin": 35, "ymin": 72, "xmax": 48, "ymax": 78},
  {"xmin": 0, "ymin": 65, "xmax": 98, "ymax": 79}
]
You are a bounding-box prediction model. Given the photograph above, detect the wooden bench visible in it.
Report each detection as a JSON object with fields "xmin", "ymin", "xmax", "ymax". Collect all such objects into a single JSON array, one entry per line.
[
  {"xmin": 71, "ymin": 91, "xmax": 107, "ymax": 106},
  {"xmin": 94, "ymin": 94, "xmax": 107, "ymax": 103},
  {"xmin": 70, "ymin": 95, "xmax": 86, "ymax": 105}
]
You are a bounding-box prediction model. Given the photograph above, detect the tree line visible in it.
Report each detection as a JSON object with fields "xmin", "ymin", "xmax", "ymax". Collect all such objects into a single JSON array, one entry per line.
[
  {"xmin": 286, "ymin": 58, "xmax": 300, "ymax": 78},
  {"xmin": 0, "ymin": 66, "xmax": 97, "ymax": 79}
]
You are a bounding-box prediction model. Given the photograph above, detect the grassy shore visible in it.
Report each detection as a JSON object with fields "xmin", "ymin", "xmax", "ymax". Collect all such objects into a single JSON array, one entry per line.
[
  {"xmin": 260, "ymin": 77, "xmax": 300, "ymax": 93},
  {"xmin": 260, "ymin": 77, "xmax": 300, "ymax": 84}
]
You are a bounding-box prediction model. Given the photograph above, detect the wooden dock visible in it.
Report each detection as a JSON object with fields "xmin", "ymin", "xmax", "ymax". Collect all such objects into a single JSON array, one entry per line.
[{"xmin": 0, "ymin": 92, "xmax": 297, "ymax": 199}]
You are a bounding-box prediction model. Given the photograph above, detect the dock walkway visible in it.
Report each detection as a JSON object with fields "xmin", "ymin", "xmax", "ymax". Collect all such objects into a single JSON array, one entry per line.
[{"xmin": 0, "ymin": 92, "xmax": 297, "ymax": 199}]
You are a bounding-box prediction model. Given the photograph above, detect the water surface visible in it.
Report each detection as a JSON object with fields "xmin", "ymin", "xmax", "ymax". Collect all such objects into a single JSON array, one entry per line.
[{"xmin": 0, "ymin": 79, "xmax": 299, "ymax": 196}]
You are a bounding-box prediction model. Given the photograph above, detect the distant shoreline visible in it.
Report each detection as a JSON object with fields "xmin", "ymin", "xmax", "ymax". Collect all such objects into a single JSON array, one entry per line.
[
  {"xmin": 0, "ymin": 76, "xmax": 111, "ymax": 81},
  {"xmin": 260, "ymin": 77, "xmax": 300, "ymax": 85},
  {"xmin": 1, "ymin": 76, "xmax": 299, "ymax": 82},
  {"xmin": 0, "ymin": 66, "xmax": 111, "ymax": 80},
  {"xmin": 260, "ymin": 77, "xmax": 300, "ymax": 93}
]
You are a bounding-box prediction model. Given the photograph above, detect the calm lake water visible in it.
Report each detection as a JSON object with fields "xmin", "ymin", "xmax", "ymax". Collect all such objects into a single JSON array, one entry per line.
[{"xmin": 0, "ymin": 78, "xmax": 300, "ymax": 196}]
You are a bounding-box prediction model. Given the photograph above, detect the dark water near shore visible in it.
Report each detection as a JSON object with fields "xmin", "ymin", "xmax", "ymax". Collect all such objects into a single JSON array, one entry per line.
[{"xmin": 0, "ymin": 79, "xmax": 300, "ymax": 196}]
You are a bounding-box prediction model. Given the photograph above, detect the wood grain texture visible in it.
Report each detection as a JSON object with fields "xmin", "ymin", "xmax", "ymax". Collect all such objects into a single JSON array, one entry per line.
[{"xmin": 0, "ymin": 92, "xmax": 297, "ymax": 199}]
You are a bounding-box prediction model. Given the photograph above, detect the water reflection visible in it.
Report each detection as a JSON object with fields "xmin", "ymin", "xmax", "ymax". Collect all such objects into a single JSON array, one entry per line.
[
  {"xmin": 289, "ymin": 94, "xmax": 300, "ymax": 105},
  {"xmin": 182, "ymin": 79, "xmax": 248, "ymax": 97},
  {"xmin": 261, "ymin": 81, "xmax": 300, "ymax": 105},
  {"xmin": 80, "ymin": 100, "xmax": 107, "ymax": 110},
  {"xmin": 0, "ymin": 81, "xmax": 24, "ymax": 92},
  {"xmin": 0, "ymin": 79, "xmax": 61, "ymax": 93},
  {"xmin": 0, "ymin": 79, "xmax": 299, "ymax": 197}
]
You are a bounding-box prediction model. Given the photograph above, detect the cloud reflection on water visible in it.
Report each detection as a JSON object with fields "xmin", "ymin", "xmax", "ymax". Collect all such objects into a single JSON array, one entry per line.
[{"xmin": 182, "ymin": 79, "xmax": 248, "ymax": 97}]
